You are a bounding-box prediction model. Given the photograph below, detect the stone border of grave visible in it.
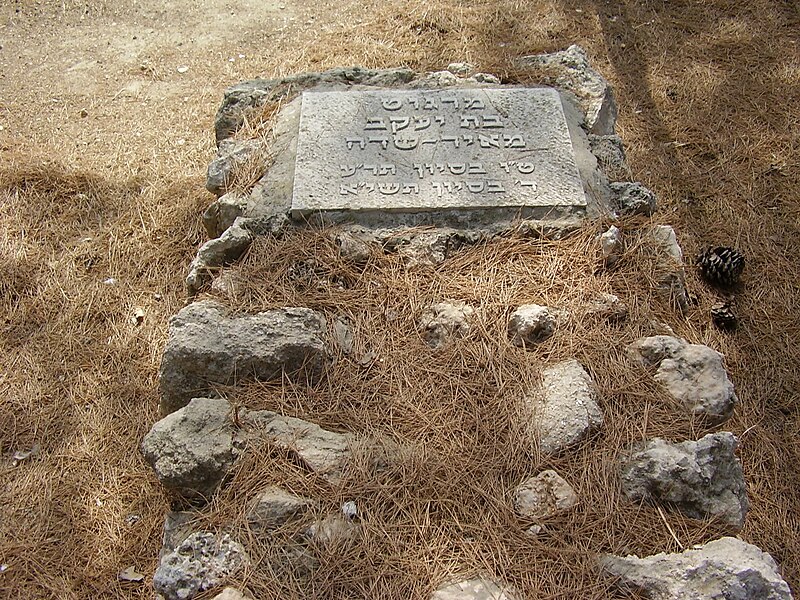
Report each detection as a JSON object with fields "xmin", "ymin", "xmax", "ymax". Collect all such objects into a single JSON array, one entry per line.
[{"xmin": 140, "ymin": 47, "xmax": 794, "ymax": 600}]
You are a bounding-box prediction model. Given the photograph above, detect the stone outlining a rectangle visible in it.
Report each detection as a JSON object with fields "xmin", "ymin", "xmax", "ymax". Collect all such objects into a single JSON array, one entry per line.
[{"xmin": 291, "ymin": 88, "xmax": 586, "ymax": 225}]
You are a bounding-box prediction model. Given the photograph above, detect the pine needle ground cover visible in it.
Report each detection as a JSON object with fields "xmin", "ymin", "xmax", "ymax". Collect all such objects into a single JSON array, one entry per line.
[{"xmin": 0, "ymin": 0, "xmax": 798, "ymax": 598}]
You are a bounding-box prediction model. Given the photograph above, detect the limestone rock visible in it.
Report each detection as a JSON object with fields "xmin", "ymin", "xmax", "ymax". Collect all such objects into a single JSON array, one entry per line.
[
  {"xmin": 211, "ymin": 589, "xmax": 252, "ymax": 600},
  {"xmin": 447, "ymin": 62, "xmax": 474, "ymax": 76},
  {"xmin": 525, "ymin": 359, "xmax": 603, "ymax": 455},
  {"xmin": 588, "ymin": 134, "xmax": 630, "ymax": 181},
  {"xmin": 159, "ymin": 301, "xmax": 328, "ymax": 414},
  {"xmin": 508, "ymin": 304, "xmax": 559, "ymax": 346},
  {"xmin": 245, "ymin": 410, "xmax": 351, "ymax": 484},
  {"xmin": 186, "ymin": 222, "xmax": 252, "ymax": 296},
  {"xmin": 611, "ymin": 182, "xmax": 657, "ymax": 216},
  {"xmin": 431, "ymin": 577, "xmax": 517, "ymax": 600},
  {"xmin": 247, "ymin": 486, "xmax": 315, "ymax": 532},
  {"xmin": 203, "ymin": 192, "xmax": 248, "ymax": 239},
  {"xmin": 651, "ymin": 225, "xmax": 683, "ymax": 263},
  {"xmin": 206, "ymin": 138, "xmax": 263, "ymax": 197},
  {"xmin": 161, "ymin": 511, "xmax": 196, "ymax": 559},
  {"xmin": 620, "ymin": 433, "xmax": 748, "ymax": 530},
  {"xmin": 142, "ymin": 398, "xmax": 241, "ymax": 498},
  {"xmin": 586, "ymin": 292, "xmax": 628, "ymax": 323},
  {"xmin": 649, "ymin": 225, "xmax": 689, "ymax": 312},
  {"xmin": 215, "ymin": 66, "xmax": 415, "ymax": 143},
  {"xmin": 419, "ymin": 302, "xmax": 475, "ymax": 348},
  {"xmin": 518, "ymin": 44, "xmax": 617, "ymax": 135},
  {"xmin": 334, "ymin": 229, "xmax": 377, "ymax": 264},
  {"xmin": 513, "ymin": 470, "xmax": 578, "ymax": 520},
  {"xmin": 600, "ymin": 225, "xmax": 622, "ymax": 267},
  {"xmin": 601, "ymin": 537, "xmax": 793, "ymax": 600},
  {"xmin": 153, "ymin": 532, "xmax": 248, "ymax": 600},
  {"xmin": 627, "ymin": 336, "xmax": 738, "ymax": 424}
]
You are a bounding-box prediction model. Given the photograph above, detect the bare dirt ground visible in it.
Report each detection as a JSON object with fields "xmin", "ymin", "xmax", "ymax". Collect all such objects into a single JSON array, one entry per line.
[{"xmin": 1, "ymin": 0, "xmax": 799, "ymax": 598}]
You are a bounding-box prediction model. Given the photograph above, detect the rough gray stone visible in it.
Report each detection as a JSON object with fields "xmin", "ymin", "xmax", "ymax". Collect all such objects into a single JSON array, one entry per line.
[
  {"xmin": 601, "ymin": 537, "xmax": 793, "ymax": 600},
  {"xmin": 159, "ymin": 301, "xmax": 328, "ymax": 414},
  {"xmin": 247, "ymin": 487, "xmax": 314, "ymax": 532},
  {"xmin": 513, "ymin": 470, "xmax": 578, "ymax": 520},
  {"xmin": 600, "ymin": 225, "xmax": 622, "ymax": 267},
  {"xmin": 525, "ymin": 359, "xmax": 603, "ymax": 455},
  {"xmin": 206, "ymin": 139, "xmax": 263, "ymax": 197},
  {"xmin": 651, "ymin": 225, "xmax": 683, "ymax": 264},
  {"xmin": 648, "ymin": 225, "xmax": 688, "ymax": 312},
  {"xmin": 334, "ymin": 229, "xmax": 377, "ymax": 265},
  {"xmin": 161, "ymin": 511, "xmax": 196, "ymax": 558},
  {"xmin": 153, "ymin": 532, "xmax": 248, "ymax": 600},
  {"xmin": 203, "ymin": 192, "xmax": 249, "ymax": 239},
  {"xmin": 245, "ymin": 409, "xmax": 351, "ymax": 484},
  {"xmin": 305, "ymin": 512, "xmax": 359, "ymax": 545},
  {"xmin": 611, "ymin": 182, "xmax": 657, "ymax": 216},
  {"xmin": 431, "ymin": 577, "xmax": 517, "ymax": 600},
  {"xmin": 517, "ymin": 44, "xmax": 618, "ymax": 135},
  {"xmin": 186, "ymin": 222, "xmax": 253, "ymax": 296},
  {"xmin": 332, "ymin": 317, "xmax": 354, "ymax": 356},
  {"xmin": 586, "ymin": 292, "xmax": 628, "ymax": 323},
  {"xmin": 627, "ymin": 336, "xmax": 738, "ymax": 424},
  {"xmin": 620, "ymin": 433, "xmax": 748, "ymax": 529},
  {"xmin": 142, "ymin": 398, "xmax": 241, "ymax": 498},
  {"xmin": 508, "ymin": 304, "xmax": 559, "ymax": 346},
  {"xmin": 419, "ymin": 302, "xmax": 475, "ymax": 348},
  {"xmin": 382, "ymin": 229, "xmax": 480, "ymax": 268},
  {"xmin": 214, "ymin": 66, "xmax": 416, "ymax": 144},
  {"xmin": 588, "ymin": 134, "xmax": 630, "ymax": 181}
]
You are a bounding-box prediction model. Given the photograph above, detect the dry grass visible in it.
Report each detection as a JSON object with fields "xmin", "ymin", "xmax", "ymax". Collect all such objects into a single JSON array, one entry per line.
[{"xmin": 1, "ymin": 0, "xmax": 799, "ymax": 598}]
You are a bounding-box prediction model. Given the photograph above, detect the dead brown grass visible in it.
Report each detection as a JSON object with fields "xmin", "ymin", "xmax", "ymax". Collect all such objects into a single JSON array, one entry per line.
[{"xmin": 0, "ymin": 0, "xmax": 799, "ymax": 598}]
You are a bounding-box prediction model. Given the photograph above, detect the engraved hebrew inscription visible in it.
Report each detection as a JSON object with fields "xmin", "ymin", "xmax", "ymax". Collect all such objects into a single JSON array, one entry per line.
[{"xmin": 292, "ymin": 88, "xmax": 586, "ymax": 217}]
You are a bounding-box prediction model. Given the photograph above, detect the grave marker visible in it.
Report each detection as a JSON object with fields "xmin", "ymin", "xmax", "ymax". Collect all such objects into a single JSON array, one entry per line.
[{"xmin": 291, "ymin": 87, "xmax": 587, "ymax": 226}]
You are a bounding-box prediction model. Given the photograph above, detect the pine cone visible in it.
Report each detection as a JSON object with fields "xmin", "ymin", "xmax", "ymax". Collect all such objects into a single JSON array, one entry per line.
[
  {"xmin": 697, "ymin": 246, "xmax": 745, "ymax": 287},
  {"xmin": 711, "ymin": 301, "xmax": 737, "ymax": 330}
]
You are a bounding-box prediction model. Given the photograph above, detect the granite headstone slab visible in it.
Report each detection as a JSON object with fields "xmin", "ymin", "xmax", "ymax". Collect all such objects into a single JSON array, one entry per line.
[{"xmin": 292, "ymin": 88, "xmax": 587, "ymax": 226}]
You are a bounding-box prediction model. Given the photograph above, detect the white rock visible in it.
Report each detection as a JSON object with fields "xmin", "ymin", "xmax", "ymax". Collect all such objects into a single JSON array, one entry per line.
[
  {"xmin": 508, "ymin": 304, "xmax": 559, "ymax": 346},
  {"xmin": 447, "ymin": 62, "xmax": 474, "ymax": 76},
  {"xmin": 586, "ymin": 292, "xmax": 628, "ymax": 322},
  {"xmin": 524, "ymin": 359, "xmax": 603, "ymax": 455},
  {"xmin": 419, "ymin": 301, "xmax": 475, "ymax": 348},
  {"xmin": 600, "ymin": 225, "xmax": 622, "ymax": 266},
  {"xmin": 153, "ymin": 532, "xmax": 248, "ymax": 600},
  {"xmin": 431, "ymin": 577, "xmax": 518, "ymax": 600},
  {"xmin": 210, "ymin": 589, "xmax": 252, "ymax": 600},
  {"xmin": 514, "ymin": 470, "xmax": 578, "ymax": 520},
  {"xmin": 620, "ymin": 433, "xmax": 748, "ymax": 530},
  {"xmin": 247, "ymin": 486, "xmax": 315, "ymax": 532},
  {"xmin": 627, "ymin": 336, "xmax": 738, "ymax": 423},
  {"xmin": 651, "ymin": 225, "xmax": 683, "ymax": 263},
  {"xmin": 601, "ymin": 537, "xmax": 793, "ymax": 600}
]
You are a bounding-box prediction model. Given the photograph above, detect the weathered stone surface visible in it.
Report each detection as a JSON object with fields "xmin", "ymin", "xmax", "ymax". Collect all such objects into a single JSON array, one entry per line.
[
  {"xmin": 142, "ymin": 398, "xmax": 241, "ymax": 498},
  {"xmin": 600, "ymin": 224, "xmax": 622, "ymax": 267},
  {"xmin": 525, "ymin": 359, "xmax": 603, "ymax": 455},
  {"xmin": 601, "ymin": 537, "xmax": 793, "ymax": 600},
  {"xmin": 447, "ymin": 62, "xmax": 474, "ymax": 76},
  {"xmin": 431, "ymin": 577, "xmax": 517, "ymax": 600},
  {"xmin": 588, "ymin": 133, "xmax": 629, "ymax": 181},
  {"xmin": 210, "ymin": 589, "xmax": 252, "ymax": 600},
  {"xmin": 620, "ymin": 433, "xmax": 748, "ymax": 529},
  {"xmin": 611, "ymin": 182, "xmax": 657, "ymax": 216},
  {"xmin": 419, "ymin": 301, "xmax": 475, "ymax": 348},
  {"xmin": 291, "ymin": 88, "xmax": 589, "ymax": 226},
  {"xmin": 247, "ymin": 486, "xmax": 315, "ymax": 532},
  {"xmin": 387, "ymin": 229, "xmax": 480, "ymax": 267},
  {"xmin": 161, "ymin": 511, "xmax": 196, "ymax": 559},
  {"xmin": 159, "ymin": 301, "xmax": 328, "ymax": 414},
  {"xmin": 305, "ymin": 512, "xmax": 359, "ymax": 545},
  {"xmin": 627, "ymin": 336, "xmax": 738, "ymax": 423},
  {"xmin": 215, "ymin": 66, "xmax": 416, "ymax": 144},
  {"xmin": 513, "ymin": 470, "xmax": 578, "ymax": 520},
  {"xmin": 651, "ymin": 225, "xmax": 683, "ymax": 263},
  {"xmin": 508, "ymin": 304, "xmax": 559, "ymax": 346},
  {"xmin": 518, "ymin": 45, "xmax": 618, "ymax": 135},
  {"xmin": 153, "ymin": 532, "xmax": 248, "ymax": 600},
  {"xmin": 334, "ymin": 229, "xmax": 377, "ymax": 264},
  {"xmin": 206, "ymin": 138, "xmax": 263, "ymax": 197},
  {"xmin": 586, "ymin": 292, "xmax": 628, "ymax": 322},
  {"xmin": 649, "ymin": 226, "xmax": 689, "ymax": 312},
  {"xmin": 186, "ymin": 222, "xmax": 253, "ymax": 296},
  {"xmin": 246, "ymin": 409, "xmax": 351, "ymax": 484},
  {"xmin": 203, "ymin": 192, "xmax": 249, "ymax": 239}
]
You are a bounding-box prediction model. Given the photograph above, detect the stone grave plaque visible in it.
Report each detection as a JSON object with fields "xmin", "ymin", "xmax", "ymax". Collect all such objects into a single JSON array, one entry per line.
[{"xmin": 291, "ymin": 87, "xmax": 586, "ymax": 225}]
